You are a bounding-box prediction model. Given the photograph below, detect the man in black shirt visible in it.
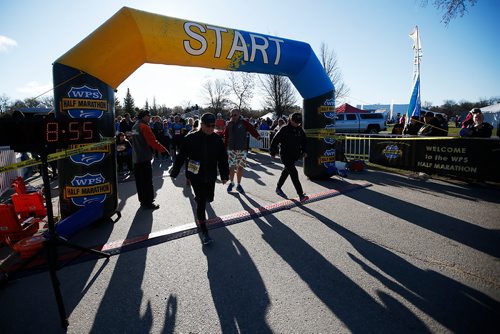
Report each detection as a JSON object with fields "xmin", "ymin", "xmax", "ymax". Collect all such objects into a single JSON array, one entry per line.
[
  {"xmin": 269, "ymin": 112, "xmax": 309, "ymax": 202},
  {"xmin": 169, "ymin": 113, "xmax": 229, "ymax": 245}
]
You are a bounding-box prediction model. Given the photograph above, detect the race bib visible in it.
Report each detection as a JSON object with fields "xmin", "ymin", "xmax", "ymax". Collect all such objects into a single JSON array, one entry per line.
[{"xmin": 187, "ymin": 160, "xmax": 200, "ymax": 174}]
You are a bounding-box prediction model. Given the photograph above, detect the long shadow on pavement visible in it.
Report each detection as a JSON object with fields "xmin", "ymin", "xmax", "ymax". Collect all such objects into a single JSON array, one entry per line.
[
  {"xmin": 173, "ymin": 180, "xmax": 273, "ymax": 333},
  {"xmin": 203, "ymin": 205, "xmax": 272, "ymax": 333},
  {"xmin": 238, "ymin": 194, "xmax": 429, "ymax": 333},
  {"xmin": 89, "ymin": 208, "xmax": 158, "ymax": 333},
  {"xmin": 340, "ymin": 185, "xmax": 500, "ymax": 258},
  {"xmin": 346, "ymin": 170, "xmax": 500, "ymax": 204},
  {"xmin": 298, "ymin": 205, "xmax": 500, "ymax": 333}
]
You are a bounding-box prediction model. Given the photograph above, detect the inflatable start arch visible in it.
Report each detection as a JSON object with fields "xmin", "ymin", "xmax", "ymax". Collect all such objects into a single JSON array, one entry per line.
[{"xmin": 53, "ymin": 7, "xmax": 336, "ymax": 217}]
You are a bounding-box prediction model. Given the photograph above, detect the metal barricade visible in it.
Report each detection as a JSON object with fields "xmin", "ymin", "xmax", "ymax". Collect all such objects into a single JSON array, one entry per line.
[
  {"xmin": 341, "ymin": 133, "xmax": 404, "ymax": 161},
  {"xmin": 341, "ymin": 134, "xmax": 371, "ymax": 160},
  {"xmin": 0, "ymin": 147, "xmax": 20, "ymax": 196},
  {"xmin": 249, "ymin": 130, "xmax": 271, "ymax": 150}
]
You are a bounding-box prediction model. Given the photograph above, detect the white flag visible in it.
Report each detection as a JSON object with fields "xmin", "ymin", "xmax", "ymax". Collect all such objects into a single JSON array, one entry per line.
[{"xmin": 409, "ymin": 26, "xmax": 421, "ymax": 50}]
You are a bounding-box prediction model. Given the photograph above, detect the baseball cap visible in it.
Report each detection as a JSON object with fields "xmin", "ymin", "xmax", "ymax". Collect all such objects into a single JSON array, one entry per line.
[
  {"xmin": 200, "ymin": 112, "xmax": 216, "ymax": 124},
  {"xmin": 137, "ymin": 110, "xmax": 150, "ymax": 118}
]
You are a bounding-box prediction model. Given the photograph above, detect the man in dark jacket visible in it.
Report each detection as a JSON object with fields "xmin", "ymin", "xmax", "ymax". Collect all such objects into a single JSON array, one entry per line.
[
  {"xmin": 403, "ymin": 116, "xmax": 422, "ymax": 135},
  {"xmin": 269, "ymin": 112, "xmax": 308, "ymax": 202},
  {"xmin": 130, "ymin": 110, "xmax": 168, "ymax": 210},
  {"xmin": 418, "ymin": 112, "xmax": 447, "ymax": 136},
  {"xmin": 119, "ymin": 113, "xmax": 134, "ymax": 136},
  {"xmin": 169, "ymin": 113, "xmax": 229, "ymax": 244}
]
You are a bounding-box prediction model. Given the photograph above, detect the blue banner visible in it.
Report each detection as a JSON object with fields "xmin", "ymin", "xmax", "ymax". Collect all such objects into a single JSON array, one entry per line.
[{"xmin": 406, "ymin": 74, "xmax": 421, "ymax": 123}]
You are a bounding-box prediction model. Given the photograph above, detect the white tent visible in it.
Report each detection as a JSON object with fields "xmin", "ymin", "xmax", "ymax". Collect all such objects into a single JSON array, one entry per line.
[
  {"xmin": 260, "ymin": 112, "xmax": 276, "ymax": 120},
  {"xmin": 479, "ymin": 103, "xmax": 500, "ymax": 130}
]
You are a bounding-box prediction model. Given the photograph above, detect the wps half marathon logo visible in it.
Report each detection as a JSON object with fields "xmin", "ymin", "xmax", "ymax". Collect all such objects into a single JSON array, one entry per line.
[
  {"xmin": 323, "ymin": 124, "xmax": 336, "ymax": 145},
  {"xmin": 63, "ymin": 86, "xmax": 107, "ymax": 165},
  {"xmin": 319, "ymin": 149, "xmax": 337, "ymax": 175},
  {"xmin": 64, "ymin": 173, "xmax": 112, "ymax": 207},
  {"xmin": 61, "ymin": 85, "xmax": 107, "ymax": 119},
  {"xmin": 319, "ymin": 149, "xmax": 336, "ymax": 165},
  {"xmin": 318, "ymin": 98, "xmax": 336, "ymax": 119},
  {"xmin": 69, "ymin": 147, "xmax": 106, "ymax": 166},
  {"xmin": 382, "ymin": 144, "xmax": 403, "ymax": 159}
]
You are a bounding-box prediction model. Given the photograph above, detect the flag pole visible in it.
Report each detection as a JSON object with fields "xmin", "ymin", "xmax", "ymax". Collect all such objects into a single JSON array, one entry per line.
[{"xmin": 406, "ymin": 25, "xmax": 422, "ymax": 126}]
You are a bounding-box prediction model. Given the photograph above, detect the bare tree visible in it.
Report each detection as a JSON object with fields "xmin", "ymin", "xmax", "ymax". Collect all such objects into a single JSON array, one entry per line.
[
  {"xmin": 202, "ymin": 78, "xmax": 230, "ymax": 113},
  {"xmin": 319, "ymin": 42, "xmax": 350, "ymax": 103},
  {"xmin": 0, "ymin": 94, "xmax": 10, "ymax": 113},
  {"xmin": 259, "ymin": 74, "xmax": 298, "ymax": 119},
  {"xmin": 420, "ymin": 0, "xmax": 478, "ymax": 25},
  {"xmin": 422, "ymin": 100, "xmax": 433, "ymax": 109},
  {"xmin": 181, "ymin": 100, "xmax": 193, "ymax": 112},
  {"xmin": 172, "ymin": 105, "xmax": 184, "ymax": 115},
  {"xmin": 227, "ymin": 72, "xmax": 255, "ymax": 111},
  {"xmin": 10, "ymin": 96, "xmax": 53, "ymax": 110}
]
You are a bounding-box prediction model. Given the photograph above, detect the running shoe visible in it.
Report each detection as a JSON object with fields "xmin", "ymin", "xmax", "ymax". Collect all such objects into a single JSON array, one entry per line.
[
  {"xmin": 276, "ymin": 188, "xmax": 287, "ymax": 198},
  {"xmin": 236, "ymin": 184, "xmax": 244, "ymax": 193},
  {"xmin": 227, "ymin": 182, "xmax": 234, "ymax": 192},
  {"xmin": 299, "ymin": 194, "xmax": 309, "ymax": 203}
]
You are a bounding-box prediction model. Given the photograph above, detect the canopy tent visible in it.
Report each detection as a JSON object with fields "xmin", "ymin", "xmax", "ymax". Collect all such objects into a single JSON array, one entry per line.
[
  {"xmin": 478, "ymin": 103, "xmax": 500, "ymax": 130},
  {"xmin": 336, "ymin": 103, "xmax": 370, "ymax": 113},
  {"xmin": 260, "ymin": 111, "xmax": 276, "ymax": 121}
]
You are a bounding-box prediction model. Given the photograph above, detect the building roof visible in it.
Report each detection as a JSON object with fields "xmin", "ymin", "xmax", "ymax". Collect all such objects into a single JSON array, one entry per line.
[{"xmin": 336, "ymin": 103, "xmax": 369, "ymax": 113}]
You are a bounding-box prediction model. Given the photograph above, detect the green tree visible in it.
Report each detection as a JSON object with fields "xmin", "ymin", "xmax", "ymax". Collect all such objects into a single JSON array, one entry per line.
[
  {"xmin": 123, "ymin": 88, "xmax": 135, "ymax": 116},
  {"xmin": 151, "ymin": 97, "xmax": 158, "ymax": 116},
  {"xmin": 114, "ymin": 96, "xmax": 123, "ymax": 116}
]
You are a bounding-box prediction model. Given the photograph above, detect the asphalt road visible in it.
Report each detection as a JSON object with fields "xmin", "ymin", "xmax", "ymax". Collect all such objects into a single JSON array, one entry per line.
[{"xmin": 1, "ymin": 151, "xmax": 499, "ymax": 333}]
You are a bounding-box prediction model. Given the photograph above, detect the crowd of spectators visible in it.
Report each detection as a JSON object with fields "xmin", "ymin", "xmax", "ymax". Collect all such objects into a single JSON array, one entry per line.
[
  {"xmin": 114, "ymin": 112, "xmax": 289, "ymax": 175},
  {"xmin": 391, "ymin": 109, "xmax": 494, "ymax": 138}
]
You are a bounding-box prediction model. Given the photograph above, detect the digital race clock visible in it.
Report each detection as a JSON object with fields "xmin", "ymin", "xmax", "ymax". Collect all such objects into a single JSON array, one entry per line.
[
  {"xmin": 43, "ymin": 119, "xmax": 99, "ymax": 145},
  {"xmin": 0, "ymin": 118, "xmax": 100, "ymax": 151}
]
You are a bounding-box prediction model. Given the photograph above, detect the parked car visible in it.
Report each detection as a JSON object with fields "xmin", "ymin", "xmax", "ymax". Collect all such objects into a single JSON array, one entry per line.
[{"xmin": 334, "ymin": 113, "xmax": 387, "ymax": 133}]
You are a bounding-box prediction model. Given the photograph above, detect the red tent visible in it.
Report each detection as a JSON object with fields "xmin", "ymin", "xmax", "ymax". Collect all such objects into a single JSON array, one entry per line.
[{"xmin": 336, "ymin": 103, "xmax": 369, "ymax": 113}]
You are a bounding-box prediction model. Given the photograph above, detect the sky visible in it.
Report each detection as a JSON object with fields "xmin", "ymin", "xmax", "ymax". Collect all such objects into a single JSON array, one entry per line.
[{"xmin": 1, "ymin": 0, "xmax": 499, "ymax": 110}]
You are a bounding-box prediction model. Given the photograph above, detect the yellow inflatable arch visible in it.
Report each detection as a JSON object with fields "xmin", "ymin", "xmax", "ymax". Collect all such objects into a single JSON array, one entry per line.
[{"xmin": 53, "ymin": 7, "xmax": 335, "ymax": 217}]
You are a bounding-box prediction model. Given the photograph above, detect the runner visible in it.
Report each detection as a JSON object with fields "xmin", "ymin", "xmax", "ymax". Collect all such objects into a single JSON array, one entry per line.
[{"xmin": 169, "ymin": 113, "xmax": 229, "ymax": 244}]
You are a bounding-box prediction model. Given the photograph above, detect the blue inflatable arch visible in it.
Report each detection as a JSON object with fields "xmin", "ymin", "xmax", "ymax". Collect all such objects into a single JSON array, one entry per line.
[{"xmin": 53, "ymin": 7, "xmax": 336, "ymax": 217}]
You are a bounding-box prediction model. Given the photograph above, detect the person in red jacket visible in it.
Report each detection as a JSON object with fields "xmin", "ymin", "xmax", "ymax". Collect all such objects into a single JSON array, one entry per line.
[
  {"xmin": 130, "ymin": 110, "xmax": 167, "ymax": 209},
  {"xmin": 223, "ymin": 108, "xmax": 261, "ymax": 193}
]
